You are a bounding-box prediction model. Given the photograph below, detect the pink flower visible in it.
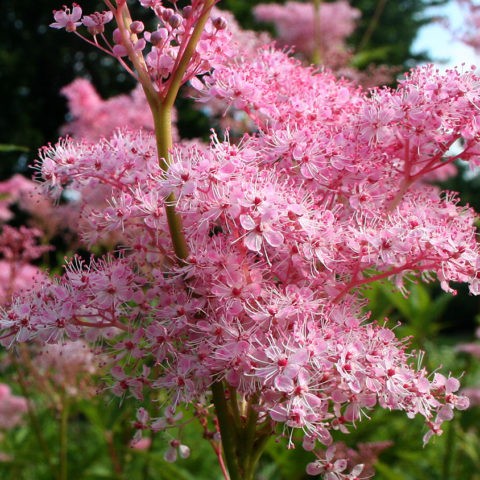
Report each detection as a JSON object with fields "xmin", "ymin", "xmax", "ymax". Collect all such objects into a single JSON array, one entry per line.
[
  {"xmin": 82, "ymin": 11, "xmax": 113, "ymax": 36},
  {"xmin": 239, "ymin": 213, "xmax": 284, "ymax": 253},
  {"xmin": 306, "ymin": 445, "xmax": 364, "ymax": 479},
  {"xmin": 50, "ymin": 4, "xmax": 83, "ymax": 32},
  {"xmin": 0, "ymin": 384, "xmax": 28, "ymax": 430},
  {"xmin": 164, "ymin": 439, "xmax": 191, "ymax": 463}
]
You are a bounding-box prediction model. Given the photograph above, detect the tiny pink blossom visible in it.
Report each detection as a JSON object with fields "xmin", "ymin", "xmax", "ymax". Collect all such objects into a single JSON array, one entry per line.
[
  {"xmin": 50, "ymin": 4, "xmax": 83, "ymax": 32},
  {"xmin": 82, "ymin": 11, "xmax": 113, "ymax": 36}
]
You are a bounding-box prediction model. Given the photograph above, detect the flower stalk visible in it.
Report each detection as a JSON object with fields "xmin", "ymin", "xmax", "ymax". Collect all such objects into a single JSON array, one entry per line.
[
  {"xmin": 211, "ymin": 382, "xmax": 270, "ymax": 480},
  {"xmin": 312, "ymin": 0, "xmax": 323, "ymax": 65}
]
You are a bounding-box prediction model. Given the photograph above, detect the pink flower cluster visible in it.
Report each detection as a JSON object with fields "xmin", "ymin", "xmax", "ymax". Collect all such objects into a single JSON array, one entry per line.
[
  {"xmin": 0, "ymin": 225, "xmax": 49, "ymax": 305},
  {"xmin": 253, "ymin": 1, "xmax": 360, "ymax": 63},
  {"xmin": 35, "ymin": 340, "xmax": 99, "ymax": 397},
  {"xmin": 60, "ymin": 78, "xmax": 180, "ymax": 142},
  {"xmin": 51, "ymin": 1, "xmax": 232, "ymax": 98},
  {"xmin": 455, "ymin": 0, "xmax": 480, "ymax": 54},
  {"xmin": 0, "ymin": 384, "xmax": 27, "ymax": 430},
  {"xmin": 4, "ymin": 54, "xmax": 479, "ymax": 447},
  {"xmin": 2, "ymin": 1, "xmax": 480, "ymax": 475}
]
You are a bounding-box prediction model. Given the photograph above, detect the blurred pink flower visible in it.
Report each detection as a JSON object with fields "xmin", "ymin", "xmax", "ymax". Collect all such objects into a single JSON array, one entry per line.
[{"xmin": 0, "ymin": 384, "xmax": 27, "ymax": 430}]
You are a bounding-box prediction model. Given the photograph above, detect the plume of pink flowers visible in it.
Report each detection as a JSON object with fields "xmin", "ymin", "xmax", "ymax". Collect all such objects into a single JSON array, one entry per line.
[
  {"xmin": 1, "ymin": 1, "xmax": 479, "ymax": 478},
  {"xmin": 60, "ymin": 78, "xmax": 179, "ymax": 142},
  {"xmin": 0, "ymin": 384, "xmax": 27, "ymax": 430}
]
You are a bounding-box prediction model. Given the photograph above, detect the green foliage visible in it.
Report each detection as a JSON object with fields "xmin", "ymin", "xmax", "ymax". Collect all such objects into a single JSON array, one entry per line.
[
  {"xmin": 349, "ymin": 0, "xmax": 448, "ymax": 67},
  {"xmin": 364, "ymin": 281, "xmax": 453, "ymax": 348}
]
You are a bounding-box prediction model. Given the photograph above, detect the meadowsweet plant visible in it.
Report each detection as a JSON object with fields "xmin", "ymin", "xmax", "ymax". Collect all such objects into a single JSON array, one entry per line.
[{"xmin": 2, "ymin": 1, "xmax": 480, "ymax": 479}]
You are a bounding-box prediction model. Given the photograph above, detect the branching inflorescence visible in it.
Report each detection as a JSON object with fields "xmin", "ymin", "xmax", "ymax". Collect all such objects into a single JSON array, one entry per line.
[{"xmin": 2, "ymin": 1, "xmax": 480, "ymax": 479}]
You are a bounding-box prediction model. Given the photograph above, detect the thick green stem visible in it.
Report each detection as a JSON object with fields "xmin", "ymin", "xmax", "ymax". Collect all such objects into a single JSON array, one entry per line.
[
  {"xmin": 145, "ymin": 2, "xmax": 216, "ymax": 262},
  {"xmin": 163, "ymin": 1, "xmax": 217, "ymax": 109},
  {"xmin": 240, "ymin": 400, "xmax": 261, "ymax": 480},
  {"xmin": 212, "ymin": 384, "xmax": 269, "ymax": 480},
  {"xmin": 312, "ymin": 0, "xmax": 322, "ymax": 65},
  {"xmin": 211, "ymin": 382, "xmax": 241, "ymax": 480}
]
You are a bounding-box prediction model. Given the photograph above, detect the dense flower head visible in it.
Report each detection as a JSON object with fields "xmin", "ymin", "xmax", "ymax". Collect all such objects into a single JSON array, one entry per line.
[{"xmin": 5, "ymin": 50, "xmax": 480, "ymax": 447}]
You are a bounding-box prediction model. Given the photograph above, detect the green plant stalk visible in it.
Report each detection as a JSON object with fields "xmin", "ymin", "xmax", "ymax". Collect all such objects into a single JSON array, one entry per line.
[
  {"xmin": 442, "ymin": 417, "xmax": 456, "ymax": 480},
  {"xmin": 148, "ymin": 1, "xmax": 216, "ymax": 262},
  {"xmin": 245, "ymin": 432, "xmax": 271, "ymax": 479},
  {"xmin": 152, "ymin": 104, "xmax": 189, "ymax": 262},
  {"xmin": 240, "ymin": 400, "xmax": 263, "ymax": 479},
  {"xmin": 228, "ymin": 386, "xmax": 242, "ymax": 430},
  {"xmin": 211, "ymin": 381, "xmax": 241, "ymax": 480},
  {"xmin": 212, "ymin": 383, "xmax": 269, "ymax": 480},
  {"xmin": 162, "ymin": 0, "xmax": 217, "ymax": 110},
  {"xmin": 14, "ymin": 353, "xmax": 57, "ymax": 478},
  {"xmin": 312, "ymin": 0, "xmax": 322, "ymax": 65},
  {"xmin": 59, "ymin": 396, "xmax": 69, "ymax": 480},
  {"xmin": 357, "ymin": 0, "xmax": 387, "ymax": 53}
]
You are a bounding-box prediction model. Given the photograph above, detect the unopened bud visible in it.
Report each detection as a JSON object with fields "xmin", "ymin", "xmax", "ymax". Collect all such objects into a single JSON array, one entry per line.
[
  {"xmin": 161, "ymin": 8, "xmax": 174, "ymax": 22},
  {"xmin": 150, "ymin": 28, "xmax": 168, "ymax": 46},
  {"xmin": 112, "ymin": 28, "xmax": 123, "ymax": 44},
  {"xmin": 130, "ymin": 21, "xmax": 144, "ymax": 34},
  {"xmin": 212, "ymin": 17, "xmax": 227, "ymax": 30},
  {"xmin": 168, "ymin": 13, "xmax": 182, "ymax": 29},
  {"xmin": 183, "ymin": 6, "xmax": 192, "ymax": 19}
]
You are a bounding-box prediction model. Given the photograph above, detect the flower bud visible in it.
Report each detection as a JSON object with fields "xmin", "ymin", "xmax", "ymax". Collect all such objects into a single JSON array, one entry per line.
[
  {"xmin": 182, "ymin": 6, "xmax": 192, "ymax": 19},
  {"xmin": 130, "ymin": 21, "xmax": 144, "ymax": 35},
  {"xmin": 212, "ymin": 17, "xmax": 227, "ymax": 30},
  {"xmin": 168, "ymin": 13, "xmax": 182, "ymax": 29},
  {"xmin": 112, "ymin": 28, "xmax": 123, "ymax": 45},
  {"xmin": 150, "ymin": 28, "xmax": 168, "ymax": 46},
  {"xmin": 161, "ymin": 8, "xmax": 174, "ymax": 22}
]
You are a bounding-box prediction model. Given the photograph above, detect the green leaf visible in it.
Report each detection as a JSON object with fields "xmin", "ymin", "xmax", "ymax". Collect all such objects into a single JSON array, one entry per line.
[{"xmin": 0, "ymin": 144, "xmax": 29, "ymax": 152}]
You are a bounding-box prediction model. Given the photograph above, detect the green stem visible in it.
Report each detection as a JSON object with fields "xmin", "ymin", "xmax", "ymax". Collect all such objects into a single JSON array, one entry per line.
[
  {"xmin": 227, "ymin": 386, "xmax": 242, "ymax": 430},
  {"xmin": 247, "ymin": 433, "xmax": 271, "ymax": 477},
  {"xmin": 357, "ymin": 0, "xmax": 387, "ymax": 52},
  {"xmin": 147, "ymin": 3, "xmax": 216, "ymax": 263},
  {"xmin": 312, "ymin": 0, "xmax": 322, "ymax": 65},
  {"xmin": 163, "ymin": 1, "xmax": 217, "ymax": 109},
  {"xmin": 211, "ymin": 382, "xmax": 240, "ymax": 480},
  {"xmin": 59, "ymin": 396, "xmax": 69, "ymax": 480},
  {"xmin": 14, "ymin": 355, "xmax": 57, "ymax": 478},
  {"xmin": 442, "ymin": 418, "xmax": 456, "ymax": 480},
  {"xmin": 211, "ymin": 384, "xmax": 269, "ymax": 480},
  {"xmin": 240, "ymin": 401, "xmax": 261, "ymax": 480}
]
